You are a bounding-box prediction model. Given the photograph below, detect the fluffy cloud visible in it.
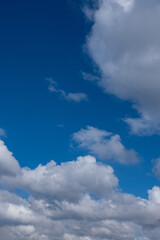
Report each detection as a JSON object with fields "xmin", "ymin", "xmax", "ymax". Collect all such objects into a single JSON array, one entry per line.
[
  {"xmin": 72, "ymin": 126, "xmax": 139, "ymax": 164},
  {"xmin": 148, "ymin": 186, "xmax": 160, "ymax": 204},
  {"xmin": 86, "ymin": 0, "xmax": 160, "ymax": 135},
  {"xmin": 0, "ymin": 140, "xmax": 20, "ymax": 177},
  {"xmin": 1, "ymin": 140, "xmax": 160, "ymax": 239},
  {"xmin": 1, "ymin": 155, "xmax": 118, "ymax": 202},
  {"xmin": 46, "ymin": 77, "xmax": 87, "ymax": 102}
]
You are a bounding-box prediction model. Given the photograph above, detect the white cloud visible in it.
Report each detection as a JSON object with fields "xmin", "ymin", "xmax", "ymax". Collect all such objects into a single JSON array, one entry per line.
[
  {"xmin": 1, "ymin": 140, "xmax": 160, "ymax": 239},
  {"xmin": 86, "ymin": 0, "xmax": 160, "ymax": 135},
  {"xmin": 152, "ymin": 158, "xmax": 160, "ymax": 179},
  {"xmin": 63, "ymin": 234, "xmax": 91, "ymax": 240},
  {"xmin": 0, "ymin": 140, "xmax": 20, "ymax": 177},
  {"xmin": 1, "ymin": 155, "xmax": 118, "ymax": 202},
  {"xmin": 64, "ymin": 92, "xmax": 87, "ymax": 102},
  {"xmin": 72, "ymin": 126, "xmax": 139, "ymax": 164},
  {"xmin": 115, "ymin": 0, "xmax": 134, "ymax": 12},
  {"xmin": 46, "ymin": 77, "xmax": 87, "ymax": 102},
  {"xmin": 148, "ymin": 186, "xmax": 160, "ymax": 204}
]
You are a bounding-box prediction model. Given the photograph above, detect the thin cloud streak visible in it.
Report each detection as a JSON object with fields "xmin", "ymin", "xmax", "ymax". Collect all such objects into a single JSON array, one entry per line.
[{"xmin": 46, "ymin": 77, "xmax": 88, "ymax": 102}]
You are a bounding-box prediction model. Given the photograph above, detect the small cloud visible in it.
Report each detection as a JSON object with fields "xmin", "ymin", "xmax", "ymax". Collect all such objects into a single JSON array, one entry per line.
[
  {"xmin": 64, "ymin": 92, "xmax": 87, "ymax": 102},
  {"xmin": 72, "ymin": 126, "xmax": 139, "ymax": 164},
  {"xmin": 0, "ymin": 128, "xmax": 7, "ymax": 138},
  {"xmin": 46, "ymin": 77, "xmax": 87, "ymax": 103},
  {"xmin": 82, "ymin": 72, "xmax": 100, "ymax": 83},
  {"xmin": 57, "ymin": 124, "xmax": 64, "ymax": 128},
  {"xmin": 124, "ymin": 117, "xmax": 160, "ymax": 136},
  {"xmin": 46, "ymin": 77, "xmax": 57, "ymax": 93},
  {"xmin": 152, "ymin": 158, "xmax": 160, "ymax": 179}
]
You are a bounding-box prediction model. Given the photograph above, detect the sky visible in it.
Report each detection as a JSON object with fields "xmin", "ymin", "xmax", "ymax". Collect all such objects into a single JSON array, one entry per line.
[{"xmin": 1, "ymin": 0, "xmax": 160, "ymax": 239}]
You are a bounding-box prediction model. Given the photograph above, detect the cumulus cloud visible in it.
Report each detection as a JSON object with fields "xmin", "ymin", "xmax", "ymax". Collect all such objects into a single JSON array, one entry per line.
[
  {"xmin": 0, "ymin": 140, "xmax": 20, "ymax": 177},
  {"xmin": 46, "ymin": 77, "xmax": 87, "ymax": 102},
  {"xmin": 1, "ymin": 140, "xmax": 160, "ymax": 239},
  {"xmin": 148, "ymin": 186, "xmax": 160, "ymax": 204},
  {"xmin": 72, "ymin": 126, "xmax": 139, "ymax": 164},
  {"xmin": 86, "ymin": 0, "xmax": 160, "ymax": 135},
  {"xmin": 1, "ymin": 155, "xmax": 118, "ymax": 202}
]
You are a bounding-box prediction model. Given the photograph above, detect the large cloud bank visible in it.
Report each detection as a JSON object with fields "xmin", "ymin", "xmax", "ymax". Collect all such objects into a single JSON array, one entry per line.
[
  {"xmin": 86, "ymin": 0, "xmax": 160, "ymax": 135},
  {"xmin": 0, "ymin": 140, "xmax": 160, "ymax": 239}
]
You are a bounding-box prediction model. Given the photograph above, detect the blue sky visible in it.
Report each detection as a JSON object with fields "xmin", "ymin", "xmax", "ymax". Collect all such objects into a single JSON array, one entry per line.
[
  {"xmin": 1, "ymin": 1, "xmax": 160, "ymax": 239},
  {"xmin": 0, "ymin": 0, "xmax": 159, "ymax": 197}
]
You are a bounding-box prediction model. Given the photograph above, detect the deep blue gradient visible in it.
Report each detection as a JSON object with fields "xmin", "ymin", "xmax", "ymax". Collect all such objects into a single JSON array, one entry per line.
[{"xmin": 0, "ymin": 0, "xmax": 159, "ymax": 199}]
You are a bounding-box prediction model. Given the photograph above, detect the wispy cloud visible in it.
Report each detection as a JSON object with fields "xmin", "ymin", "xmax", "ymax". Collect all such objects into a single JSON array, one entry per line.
[
  {"xmin": 72, "ymin": 126, "xmax": 139, "ymax": 164},
  {"xmin": 0, "ymin": 128, "xmax": 6, "ymax": 138},
  {"xmin": 46, "ymin": 77, "xmax": 88, "ymax": 102},
  {"xmin": 57, "ymin": 124, "xmax": 64, "ymax": 128},
  {"xmin": 82, "ymin": 71, "xmax": 100, "ymax": 83},
  {"xmin": 152, "ymin": 158, "xmax": 160, "ymax": 179}
]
